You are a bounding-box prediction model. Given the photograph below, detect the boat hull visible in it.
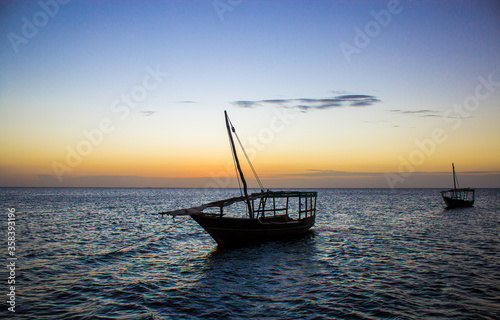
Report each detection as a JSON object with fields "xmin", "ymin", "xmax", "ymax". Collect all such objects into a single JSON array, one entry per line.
[
  {"xmin": 440, "ymin": 188, "xmax": 475, "ymax": 209},
  {"xmin": 191, "ymin": 214, "xmax": 315, "ymax": 247},
  {"xmin": 440, "ymin": 164, "xmax": 475, "ymax": 209},
  {"xmin": 442, "ymin": 196, "xmax": 474, "ymax": 209}
]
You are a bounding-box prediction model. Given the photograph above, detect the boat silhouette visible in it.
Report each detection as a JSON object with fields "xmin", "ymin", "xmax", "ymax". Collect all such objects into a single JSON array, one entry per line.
[
  {"xmin": 440, "ymin": 163, "xmax": 475, "ymax": 208},
  {"xmin": 160, "ymin": 111, "xmax": 317, "ymax": 247}
]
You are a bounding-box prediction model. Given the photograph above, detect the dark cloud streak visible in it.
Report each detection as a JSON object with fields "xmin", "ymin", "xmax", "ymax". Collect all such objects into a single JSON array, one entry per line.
[
  {"xmin": 141, "ymin": 111, "xmax": 156, "ymax": 116},
  {"xmin": 232, "ymin": 94, "xmax": 380, "ymax": 112},
  {"xmin": 390, "ymin": 109, "xmax": 441, "ymax": 117},
  {"xmin": 233, "ymin": 100, "xmax": 261, "ymax": 108}
]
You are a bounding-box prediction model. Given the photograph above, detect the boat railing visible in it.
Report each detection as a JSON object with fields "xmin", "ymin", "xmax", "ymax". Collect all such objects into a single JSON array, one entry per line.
[
  {"xmin": 253, "ymin": 191, "xmax": 317, "ymax": 220},
  {"xmin": 161, "ymin": 190, "xmax": 318, "ymax": 219},
  {"xmin": 441, "ymin": 188, "xmax": 475, "ymax": 201}
]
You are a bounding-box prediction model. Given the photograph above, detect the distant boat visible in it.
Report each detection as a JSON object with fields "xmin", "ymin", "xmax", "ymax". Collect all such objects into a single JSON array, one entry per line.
[
  {"xmin": 440, "ymin": 163, "xmax": 475, "ymax": 208},
  {"xmin": 160, "ymin": 111, "xmax": 317, "ymax": 247}
]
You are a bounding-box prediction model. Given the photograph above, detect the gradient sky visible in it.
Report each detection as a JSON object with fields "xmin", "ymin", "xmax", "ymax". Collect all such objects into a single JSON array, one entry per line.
[{"xmin": 1, "ymin": 0, "xmax": 499, "ymax": 188}]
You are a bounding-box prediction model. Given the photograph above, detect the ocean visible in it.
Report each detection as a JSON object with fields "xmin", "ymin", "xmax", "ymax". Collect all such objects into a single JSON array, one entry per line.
[{"xmin": 1, "ymin": 187, "xmax": 499, "ymax": 319}]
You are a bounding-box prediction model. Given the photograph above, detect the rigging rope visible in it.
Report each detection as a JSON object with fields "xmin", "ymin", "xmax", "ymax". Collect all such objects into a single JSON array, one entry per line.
[
  {"xmin": 455, "ymin": 174, "xmax": 461, "ymax": 189},
  {"xmin": 232, "ymin": 148, "xmax": 243, "ymax": 196},
  {"xmin": 228, "ymin": 118, "xmax": 265, "ymax": 191},
  {"xmin": 227, "ymin": 123, "xmax": 243, "ymax": 196}
]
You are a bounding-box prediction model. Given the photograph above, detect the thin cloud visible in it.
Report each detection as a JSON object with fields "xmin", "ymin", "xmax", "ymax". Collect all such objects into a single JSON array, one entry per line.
[
  {"xmin": 418, "ymin": 114, "xmax": 441, "ymax": 118},
  {"xmin": 390, "ymin": 109, "xmax": 441, "ymax": 117},
  {"xmin": 331, "ymin": 90, "xmax": 349, "ymax": 95},
  {"xmin": 261, "ymin": 99, "xmax": 290, "ymax": 104},
  {"xmin": 141, "ymin": 111, "xmax": 156, "ymax": 116},
  {"xmin": 273, "ymin": 169, "xmax": 500, "ymax": 178},
  {"xmin": 233, "ymin": 100, "xmax": 261, "ymax": 108},
  {"xmin": 275, "ymin": 169, "xmax": 382, "ymax": 178},
  {"xmin": 232, "ymin": 94, "xmax": 380, "ymax": 112},
  {"xmin": 351, "ymin": 100, "xmax": 373, "ymax": 106},
  {"xmin": 336, "ymin": 94, "xmax": 375, "ymax": 100}
]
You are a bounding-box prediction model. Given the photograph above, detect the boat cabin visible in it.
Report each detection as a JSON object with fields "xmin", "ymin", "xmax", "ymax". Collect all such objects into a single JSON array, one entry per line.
[{"xmin": 198, "ymin": 190, "xmax": 317, "ymax": 222}]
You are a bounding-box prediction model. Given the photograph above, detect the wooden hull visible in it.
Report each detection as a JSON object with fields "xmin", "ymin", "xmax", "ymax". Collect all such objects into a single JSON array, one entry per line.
[
  {"xmin": 442, "ymin": 196, "xmax": 474, "ymax": 208},
  {"xmin": 440, "ymin": 188, "xmax": 475, "ymax": 209},
  {"xmin": 441, "ymin": 164, "xmax": 475, "ymax": 209},
  {"xmin": 191, "ymin": 214, "xmax": 315, "ymax": 247}
]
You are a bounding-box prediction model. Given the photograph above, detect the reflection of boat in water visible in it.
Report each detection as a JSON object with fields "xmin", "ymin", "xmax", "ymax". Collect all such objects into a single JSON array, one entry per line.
[
  {"xmin": 160, "ymin": 111, "xmax": 317, "ymax": 247},
  {"xmin": 440, "ymin": 163, "xmax": 475, "ymax": 208}
]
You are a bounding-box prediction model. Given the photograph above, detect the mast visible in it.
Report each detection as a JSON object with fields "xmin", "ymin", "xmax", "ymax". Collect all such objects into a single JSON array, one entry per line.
[
  {"xmin": 452, "ymin": 163, "xmax": 457, "ymax": 190},
  {"xmin": 225, "ymin": 111, "xmax": 254, "ymax": 218}
]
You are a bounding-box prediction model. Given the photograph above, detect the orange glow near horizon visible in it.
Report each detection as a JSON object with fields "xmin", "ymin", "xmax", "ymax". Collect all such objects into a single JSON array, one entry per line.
[
  {"xmin": 2, "ymin": 124, "xmax": 500, "ymax": 184},
  {"xmin": 1, "ymin": 98, "xmax": 499, "ymax": 187},
  {"xmin": 1, "ymin": 1, "xmax": 500, "ymax": 188}
]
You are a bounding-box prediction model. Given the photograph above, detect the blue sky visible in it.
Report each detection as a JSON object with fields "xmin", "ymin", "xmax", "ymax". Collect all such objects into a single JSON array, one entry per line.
[{"xmin": 1, "ymin": 0, "xmax": 499, "ymax": 188}]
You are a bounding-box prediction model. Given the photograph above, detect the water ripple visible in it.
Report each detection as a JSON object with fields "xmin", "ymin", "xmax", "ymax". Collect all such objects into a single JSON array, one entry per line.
[{"xmin": 1, "ymin": 188, "xmax": 499, "ymax": 319}]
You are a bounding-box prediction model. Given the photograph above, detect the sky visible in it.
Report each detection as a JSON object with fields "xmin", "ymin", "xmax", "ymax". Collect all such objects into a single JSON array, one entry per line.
[{"xmin": 1, "ymin": 0, "xmax": 499, "ymax": 188}]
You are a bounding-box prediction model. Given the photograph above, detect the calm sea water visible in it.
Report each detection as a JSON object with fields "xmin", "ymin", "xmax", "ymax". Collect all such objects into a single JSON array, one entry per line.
[{"xmin": 1, "ymin": 188, "xmax": 499, "ymax": 319}]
